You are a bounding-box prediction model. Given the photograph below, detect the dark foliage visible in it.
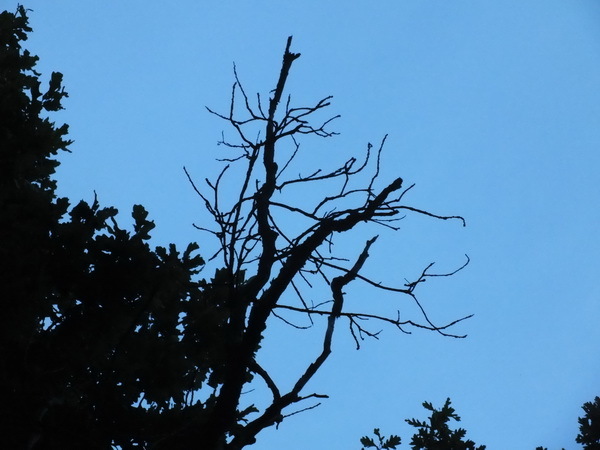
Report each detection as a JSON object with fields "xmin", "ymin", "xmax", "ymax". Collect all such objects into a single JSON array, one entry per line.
[
  {"xmin": 577, "ymin": 396, "xmax": 600, "ymax": 449},
  {"xmin": 360, "ymin": 398, "xmax": 485, "ymax": 450},
  {"xmin": 405, "ymin": 398, "xmax": 485, "ymax": 450},
  {"xmin": 368, "ymin": 395, "xmax": 600, "ymax": 450},
  {"xmin": 360, "ymin": 428, "xmax": 402, "ymax": 450},
  {"xmin": 1, "ymin": 7, "xmax": 470, "ymax": 449},
  {"xmin": 1, "ymin": 6, "xmax": 206, "ymax": 448}
]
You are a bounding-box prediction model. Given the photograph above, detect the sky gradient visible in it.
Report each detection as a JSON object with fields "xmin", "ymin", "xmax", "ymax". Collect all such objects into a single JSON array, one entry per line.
[{"xmin": 19, "ymin": 1, "xmax": 600, "ymax": 448}]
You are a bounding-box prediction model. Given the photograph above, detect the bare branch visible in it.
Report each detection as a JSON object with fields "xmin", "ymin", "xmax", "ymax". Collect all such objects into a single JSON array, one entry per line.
[
  {"xmin": 191, "ymin": 36, "xmax": 471, "ymax": 449},
  {"xmin": 398, "ymin": 205, "xmax": 466, "ymax": 227},
  {"xmin": 249, "ymin": 359, "xmax": 280, "ymax": 402},
  {"xmin": 272, "ymin": 304, "xmax": 473, "ymax": 339}
]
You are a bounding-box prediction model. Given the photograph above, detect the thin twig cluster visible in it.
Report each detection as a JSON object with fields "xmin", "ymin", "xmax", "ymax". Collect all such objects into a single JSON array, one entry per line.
[{"xmin": 185, "ymin": 37, "xmax": 470, "ymax": 449}]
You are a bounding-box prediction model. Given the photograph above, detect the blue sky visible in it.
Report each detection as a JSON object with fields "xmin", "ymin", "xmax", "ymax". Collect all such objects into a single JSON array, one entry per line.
[{"xmin": 20, "ymin": 1, "xmax": 600, "ymax": 448}]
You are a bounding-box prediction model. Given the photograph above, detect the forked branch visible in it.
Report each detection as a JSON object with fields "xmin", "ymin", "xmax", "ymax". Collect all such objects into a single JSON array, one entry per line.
[{"xmin": 187, "ymin": 36, "xmax": 470, "ymax": 449}]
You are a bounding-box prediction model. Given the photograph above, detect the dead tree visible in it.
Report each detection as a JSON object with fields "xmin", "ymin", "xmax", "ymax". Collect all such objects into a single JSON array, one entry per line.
[{"xmin": 184, "ymin": 36, "xmax": 470, "ymax": 449}]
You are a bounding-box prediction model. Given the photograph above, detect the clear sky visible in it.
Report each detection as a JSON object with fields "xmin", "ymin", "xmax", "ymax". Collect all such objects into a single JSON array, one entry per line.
[{"xmin": 19, "ymin": 1, "xmax": 600, "ymax": 448}]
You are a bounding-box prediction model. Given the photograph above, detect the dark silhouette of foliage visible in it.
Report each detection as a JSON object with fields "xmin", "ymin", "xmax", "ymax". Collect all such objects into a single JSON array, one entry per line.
[
  {"xmin": 367, "ymin": 396, "xmax": 600, "ymax": 450},
  {"xmin": 361, "ymin": 399, "xmax": 485, "ymax": 450},
  {"xmin": 577, "ymin": 396, "xmax": 600, "ymax": 449},
  {"xmin": 406, "ymin": 399, "xmax": 485, "ymax": 450},
  {"xmin": 1, "ymin": 6, "xmax": 470, "ymax": 449},
  {"xmin": 1, "ymin": 6, "xmax": 205, "ymax": 448},
  {"xmin": 360, "ymin": 428, "xmax": 402, "ymax": 449}
]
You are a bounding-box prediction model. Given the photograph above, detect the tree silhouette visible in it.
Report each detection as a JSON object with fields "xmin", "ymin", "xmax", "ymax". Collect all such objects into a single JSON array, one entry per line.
[
  {"xmin": 186, "ymin": 35, "xmax": 470, "ymax": 449},
  {"xmin": 1, "ymin": 6, "xmax": 469, "ymax": 449},
  {"xmin": 577, "ymin": 396, "xmax": 600, "ymax": 449},
  {"xmin": 405, "ymin": 399, "xmax": 485, "ymax": 450},
  {"xmin": 1, "ymin": 7, "xmax": 204, "ymax": 448},
  {"xmin": 360, "ymin": 398, "xmax": 485, "ymax": 450}
]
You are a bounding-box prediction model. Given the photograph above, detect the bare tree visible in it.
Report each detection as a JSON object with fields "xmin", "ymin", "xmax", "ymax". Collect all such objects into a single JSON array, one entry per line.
[{"xmin": 182, "ymin": 36, "xmax": 470, "ymax": 449}]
